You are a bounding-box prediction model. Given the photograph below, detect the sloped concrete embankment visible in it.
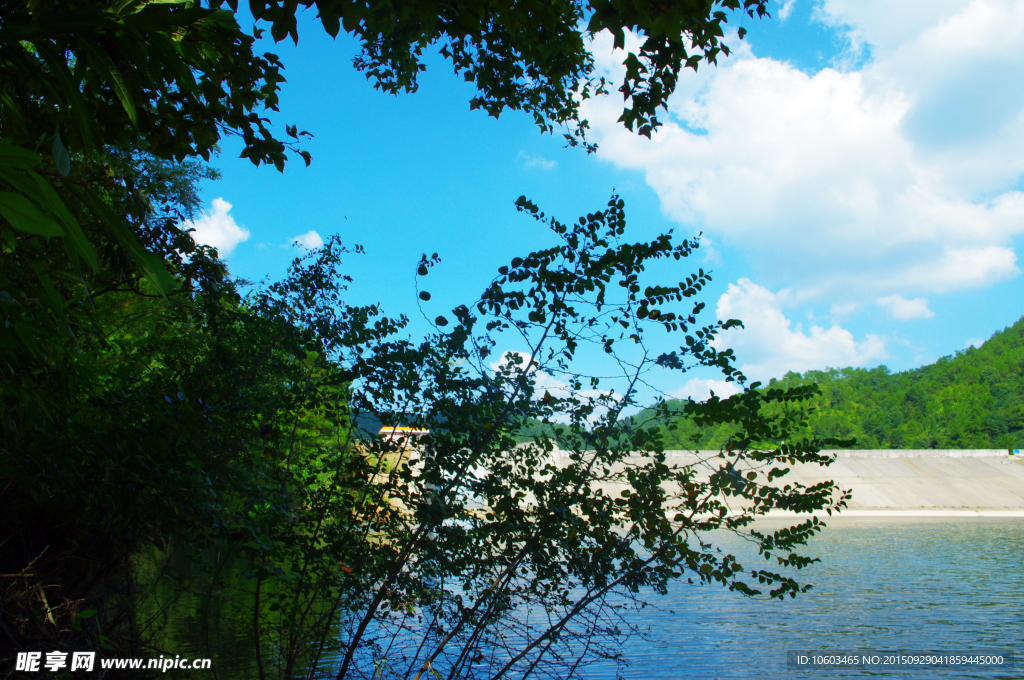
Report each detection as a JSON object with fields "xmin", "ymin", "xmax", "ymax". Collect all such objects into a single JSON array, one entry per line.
[{"xmin": 545, "ymin": 449, "xmax": 1024, "ymax": 516}]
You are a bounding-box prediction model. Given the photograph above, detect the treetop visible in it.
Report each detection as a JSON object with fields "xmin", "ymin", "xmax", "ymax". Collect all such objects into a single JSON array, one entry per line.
[{"xmin": 1, "ymin": 0, "xmax": 768, "ymax": 170}]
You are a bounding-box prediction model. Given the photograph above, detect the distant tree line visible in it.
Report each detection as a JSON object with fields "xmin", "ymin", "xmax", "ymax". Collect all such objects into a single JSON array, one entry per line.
[{"xmin": 638, "ymin": 318, "xmax": 1024, "ymax": 451}]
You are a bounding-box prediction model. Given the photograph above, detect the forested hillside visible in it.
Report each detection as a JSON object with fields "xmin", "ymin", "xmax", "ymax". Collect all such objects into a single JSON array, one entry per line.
[{"xmin": 643, "ymin": 317, "xmax": 1024, "ymax": 450}]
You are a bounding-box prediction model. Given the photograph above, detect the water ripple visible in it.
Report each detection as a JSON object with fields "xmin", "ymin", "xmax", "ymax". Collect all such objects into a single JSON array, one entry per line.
[{"xmin": 588, "ymin": 518, "xmax": 1024, "ymax": 680}]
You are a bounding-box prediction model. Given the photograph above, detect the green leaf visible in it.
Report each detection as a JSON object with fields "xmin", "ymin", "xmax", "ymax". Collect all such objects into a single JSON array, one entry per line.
[
  {"xmin": 14, "ymin": 319, "xmax": 41, "ymax": 356},
  {"xmin": 0, "ymin": 141, "xmax": 40, "ymax": 170},
  {"xmin": 321, "ymin": 13, "xmax": 341, "ymax": 38},
  {"xmin": 32, "ymin": 41, "xmax": 95, "ymax": 151},
  {"xmin": 0, "ymin": 166, "xmax": 40, "ymax": 199},
  {"xmin": 34, "ymin": 267, "xmax": 67, "ymax": 323},
  {"xmin": 77, "ymin": 39, "xmax": 139, "ymax": 126},
  {"xmin": 76, "ymin": 609, "xmax": 98, "ymax": 619},
  {"xmin": 2, "ymin": 164, "xmax": 98, "ymax": 271},
  {"xmin": 146, "ymin": 36, "xmax": 198, "ymax": 91},
  {"xmin": 69, "ymin": 185, "xmax": 175, "ymax": 294},
  {"xmin": 0, "ymin": 93, "xmax": 27, "ymax": 134},
  {"xmin": 0, "ymin": 192, "xmax": 64, "ymax": 236},
  {"xmin": 27, "ymin": 171, "xmax": 99, "ymax": 271},
  {"xmin": 111, "ymin": 0, "xmax": 193, "ymax": 16},
  {"xmin": 51, "ymin": 134, "xmax": 71, "ymax": 176}
]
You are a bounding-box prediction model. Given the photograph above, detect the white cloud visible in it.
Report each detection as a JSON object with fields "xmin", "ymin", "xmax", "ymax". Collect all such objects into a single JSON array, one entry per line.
[
  {"xmin": 965, "ymin": 337, "xmax": 986, "ymax": 349},
  {"xmin": 518, "ymin": 151, "xmax": 557, "ymax": 170},
  {"xmin": 291, "ymin": 230, "xmax": 324, "ymax": 250},
  {"xmin": 582, "ymin": 2, "xmax": 1024, "ymax": 305},
  {"xmin": 816, "ymin": 0, "xmax": 989, "ymax": 57},
  {"xmin": 183, "ymin": 198, "xmax": 249, "ymax": 257},
  {"xmin": 778, "ymin": 0, "xmax": 798, "ymax": 21},
  {"xmin": 881, "ymin": 246, "xmax": 1019, "ymax": 293},
  {"xmin": 876, "ymin": 294, "xmax": 934, "ymax": 319},
  {"xmin": 828, "ymin": 301, "xmax": 860, "ymax": 322},
  {"xmin": 713, "ymin": 279, "xmax": 886, "ymax": 381},
  {"xmin": 669, "ymin": 377, "xmax": 742, "ymax": 401}
]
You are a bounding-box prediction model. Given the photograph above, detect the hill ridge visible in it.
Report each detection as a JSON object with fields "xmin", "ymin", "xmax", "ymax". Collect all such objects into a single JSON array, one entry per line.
[{"xmin": 649, "ymin": 316, "xmax": 1024, "ymax": 450}]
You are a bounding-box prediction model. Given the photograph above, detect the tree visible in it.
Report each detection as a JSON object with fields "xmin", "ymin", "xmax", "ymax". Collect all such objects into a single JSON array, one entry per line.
[
  {"xmin": 314, "ymin": 195, "xmax": 848, "ymax": 680},
  {"xmin": 2, "ymin": 0, "xmax": 767, "ymax": 163},
  {"xmin": 0, "ymin": 203, "xmax": 391, "ymax": 660},
  {"xmin": 148, "ymin": 195, "xmax": 847, "ymax": 679},
  {"xmin": 0, "ymin": 188, "xmax": 853, "ymax": 674}
]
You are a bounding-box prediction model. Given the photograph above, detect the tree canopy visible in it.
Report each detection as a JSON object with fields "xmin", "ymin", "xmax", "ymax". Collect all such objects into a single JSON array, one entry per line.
[
  {"xmin": 638, "ymin": 317, "xmax": 1024, "ymax": 451},
  {"xmin": 770, "ymin": 319, "xmax": 1024, "ymax": 450},
  {"xmin": 2, "ymin": 0, "xmax": 767, "ymax": 169}
]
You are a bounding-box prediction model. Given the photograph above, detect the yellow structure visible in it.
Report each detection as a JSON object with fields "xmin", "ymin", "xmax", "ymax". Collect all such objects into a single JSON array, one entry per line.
[{"xmin": 378, "ymin": 426, "xmax": 428, "ymax": 447}]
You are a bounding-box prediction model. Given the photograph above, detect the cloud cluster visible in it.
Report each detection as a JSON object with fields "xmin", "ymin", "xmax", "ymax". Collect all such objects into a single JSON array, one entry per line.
[
  {"xmin": 582, "ymin": 1, "xmax": 1024, "ymax": 304},
  {"xmin": 876, "ymin": 294, "xmax": 934, "ymax": 320},
  {"xmin": 183, "ymin": 198, "xmax": 249, "ymax": 257},
  {"xmin": 517, "ymin": 151, "xmax": 557, "ymax": 170},
  {"xmin": 712, "ymin": 279, "xmax": 886, "ymax": 382},
  {"xmin": 292, "ymin": 230, "xmax": 325, "ymax": 250},
  {"xmin": 669, "ymin": 377, "xmax": 742, "ymax": 402}
]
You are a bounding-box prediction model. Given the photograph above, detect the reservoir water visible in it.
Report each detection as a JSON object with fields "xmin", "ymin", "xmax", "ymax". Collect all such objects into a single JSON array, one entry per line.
[
  {"xmin": 586, "ymin": 517, "xmax": 1023, "ymax": 680},
  {"xmin": 151, "ymin": 517, "xmax": 1022, "ymax": 678}
]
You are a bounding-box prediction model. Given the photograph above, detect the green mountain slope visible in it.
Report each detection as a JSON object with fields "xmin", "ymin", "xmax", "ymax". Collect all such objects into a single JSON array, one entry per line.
[{"xmin": 646, "ymin": 317, "xmax": 1024, "ymax": 450}]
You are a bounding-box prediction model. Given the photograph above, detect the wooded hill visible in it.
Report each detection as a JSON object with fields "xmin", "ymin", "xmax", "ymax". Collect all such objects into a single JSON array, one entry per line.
[{"xmin": 640, "ymin": 317, "xmax": 1024, "ymax": 450}]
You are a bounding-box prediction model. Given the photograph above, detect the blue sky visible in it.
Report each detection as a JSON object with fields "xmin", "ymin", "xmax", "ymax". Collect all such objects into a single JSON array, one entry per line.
[{"xmin": 187, "ymin": 0, "xmax": 1024, "ymax": 402}]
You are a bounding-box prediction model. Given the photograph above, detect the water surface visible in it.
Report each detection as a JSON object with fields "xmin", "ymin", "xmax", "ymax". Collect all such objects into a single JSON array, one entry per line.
[
  {"xmin": 147, "ymin": 519, "xmax": 1023, "ymax": 679},
  {"xmin": 590, "ymin": 518, "xmax": 1023, "ymax": 679}
]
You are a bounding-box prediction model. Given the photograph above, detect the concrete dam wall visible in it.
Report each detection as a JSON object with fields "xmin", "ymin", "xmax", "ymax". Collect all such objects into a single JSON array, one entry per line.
[
  {"xmin": 778, "ymin": 449, "xmax": 1024, "ymax": 513},
  {"xmin": 545, "ymin": 449, "xmax": 1024, "ymax": 515}
]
